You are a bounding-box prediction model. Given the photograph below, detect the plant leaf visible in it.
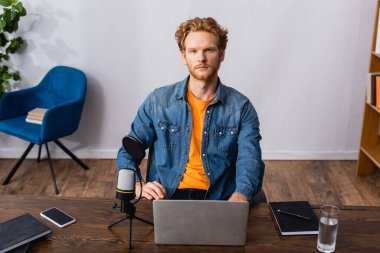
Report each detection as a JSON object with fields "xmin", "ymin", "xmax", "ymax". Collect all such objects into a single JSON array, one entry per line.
[
  {"xmin": 1, "ymin": 80, "xmax": 9, "ymax": 88},
  {"xmin": 3, "ymin": 9, "xmax": 12, "ymax": 23},
  {"xmin": 5, "ymin": 36, "xmax": 23, "ymax": 54},
  {"xmin": 10, "ymin": 10, "xmax": 18, "ymax": 21},
  {"xmin": 12, "ymin": 71, "xmax": 20, "ymax": 81},
  {"xmin": 0, "ymin": 32, "xmax": 8, "ymax": 47},
  {"xmin": 2, "ymin": 72, "xmax": 12, "ymax": 79},
  {"xmin": 0, "ymin": 0, "xmax": 12, "ymax": 7},
  {"xmin": 3, "ymin": 8, "xmax": 19, "ymax": 33},
  {"xmin": 14, "ymin": 2, "xmax": 26, "ymax": 16},
  {"xmin": 0, "ymin": 19, "xmax": 5, "ymax": 32}
]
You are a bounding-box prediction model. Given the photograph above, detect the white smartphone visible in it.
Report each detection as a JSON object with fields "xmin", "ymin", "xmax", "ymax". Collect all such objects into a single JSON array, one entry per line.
[{"xmin": 40, "ymin": 207, "xmax": 76, "ymax": 228}]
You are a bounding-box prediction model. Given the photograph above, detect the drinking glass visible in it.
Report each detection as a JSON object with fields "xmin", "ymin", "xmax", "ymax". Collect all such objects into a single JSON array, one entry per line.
[{"xmin": 317, "ymin": 205, "xmax": 339, "ymax": 253}]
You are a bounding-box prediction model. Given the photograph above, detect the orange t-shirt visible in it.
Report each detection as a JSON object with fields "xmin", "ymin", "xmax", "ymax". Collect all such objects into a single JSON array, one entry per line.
[{"xmin": 178, "ymin": 90, "xmax": 213, "ymax": 190}]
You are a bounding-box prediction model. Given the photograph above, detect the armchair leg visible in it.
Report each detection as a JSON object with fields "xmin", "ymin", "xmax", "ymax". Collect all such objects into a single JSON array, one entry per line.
[
  {"xmin": 45, "ymin": 143, "xmax": 59, "ymax": 195},
  {"xmin": 54, "ymin": 140, "xmax": 89, "ymax": 170},
  {"xmin": 37, "ymin": 145, "xmax": 42, "ymax": 163},
  {"xmin": 3, "ymin": 143, "xmax": 34, "ymax": 185}
]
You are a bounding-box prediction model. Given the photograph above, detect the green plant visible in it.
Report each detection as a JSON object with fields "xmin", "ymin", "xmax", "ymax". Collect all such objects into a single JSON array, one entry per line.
[{"xmin": 0, "ymin": 0, "xmax": 26, "ymax": 98}]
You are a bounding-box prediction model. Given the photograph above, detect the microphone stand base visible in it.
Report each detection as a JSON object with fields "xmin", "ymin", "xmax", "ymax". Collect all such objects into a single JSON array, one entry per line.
[
  {"xmin": 108, "ymin": 202, "xmax": 154, "ymax": 249},
  {"xmin": 107, "ymin": 215, "xmax": 129, "ymax": 228},
  {"xmin": 107, "ymin": 214, "xmax": 154, "ymax": 228}
]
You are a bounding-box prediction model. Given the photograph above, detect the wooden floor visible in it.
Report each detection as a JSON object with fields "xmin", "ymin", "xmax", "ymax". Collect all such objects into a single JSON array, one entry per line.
[{"xmin": 0, "ymin": 159, "xmax": 379, "ymax": 206}]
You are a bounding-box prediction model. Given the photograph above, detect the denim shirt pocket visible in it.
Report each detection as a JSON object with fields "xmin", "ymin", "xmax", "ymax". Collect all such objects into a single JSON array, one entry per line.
[
  {"xmin": 157, "ymin": 120, "xmax": 179, "ymax": 149},
  {"xmin": 215, "ymin": 125, "xmax": 239, "ymax": 153}
]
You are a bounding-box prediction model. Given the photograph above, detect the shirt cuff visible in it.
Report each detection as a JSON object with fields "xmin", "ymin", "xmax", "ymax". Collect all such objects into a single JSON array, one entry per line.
[{"xmin": 235, "ymin": 184, "xmax": 256, "ymax": 204}]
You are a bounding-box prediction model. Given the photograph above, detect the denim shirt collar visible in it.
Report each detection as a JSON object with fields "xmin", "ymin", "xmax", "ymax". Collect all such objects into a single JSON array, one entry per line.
[{"xmin": 175, "ymin": 76, "xmax": 225, "ymax": 104}]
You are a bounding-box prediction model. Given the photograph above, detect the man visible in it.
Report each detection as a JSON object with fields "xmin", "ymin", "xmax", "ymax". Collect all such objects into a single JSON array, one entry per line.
[{"xmin": 116, "ymin": 17, "xmax": 264, "ymax": 203}]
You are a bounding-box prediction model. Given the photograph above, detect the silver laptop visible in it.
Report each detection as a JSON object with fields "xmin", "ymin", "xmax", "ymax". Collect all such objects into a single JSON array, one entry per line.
[{"xmin": 153, "ymin": 200, "xmax": 249, "ymax": 246}]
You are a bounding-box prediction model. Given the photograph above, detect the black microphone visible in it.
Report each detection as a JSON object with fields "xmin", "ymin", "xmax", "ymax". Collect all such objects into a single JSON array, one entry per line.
[
  {"xmin": 116, "ymin": 169, "xmax": 135, "ymax": 201},
  {"xmin": 122, "ymin": 136, "xmax": 146, "ymax": 165},
  {"xmin": 109, "ymin": 135, "xmax": 154, "ymax": 249},
  {"xmin": 116, "ymin": 135, "xmax": 146, "ymax": 203}
]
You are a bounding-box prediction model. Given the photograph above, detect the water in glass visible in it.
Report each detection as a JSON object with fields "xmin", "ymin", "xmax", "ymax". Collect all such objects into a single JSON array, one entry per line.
[{"xmin": 317, "ymin": 217, "xmax": 338, "ymax": 252}]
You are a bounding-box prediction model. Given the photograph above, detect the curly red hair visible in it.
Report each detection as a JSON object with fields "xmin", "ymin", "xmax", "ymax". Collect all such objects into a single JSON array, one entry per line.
[{"xmin": 175, "ymin": 17, "xmax": 228, "ymax": 51}]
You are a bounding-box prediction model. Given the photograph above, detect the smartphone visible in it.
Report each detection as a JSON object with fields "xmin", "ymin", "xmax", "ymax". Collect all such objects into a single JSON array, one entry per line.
[{"xmin": 40, "ymin": 207, "xmax": 76, "ymax": 228}]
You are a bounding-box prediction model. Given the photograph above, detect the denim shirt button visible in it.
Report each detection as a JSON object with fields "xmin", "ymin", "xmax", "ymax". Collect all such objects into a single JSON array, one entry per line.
[
  {"xmin": 204, "ymin": 131, "xmax": 207, "ymax": 135},
  {"xmin": 207, "ymin": 172, "xmax": 211, "ymax": 176},
  {"xmin": 206, "ymin": 110, "xmax": 210, "ymax": 114},
  {"xmin": 202, "ymin": 153, "xmax": 206, "ymax": 157},
  {"xmin": 218, "ymin": 132, "xmax": 222, "ymax": 135}
]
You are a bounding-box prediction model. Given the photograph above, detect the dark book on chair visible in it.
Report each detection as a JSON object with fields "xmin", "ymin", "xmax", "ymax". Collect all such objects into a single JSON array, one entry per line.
[
  {"xmin": 0, "ymin": 213, "xmax": 51, "ymax": 252},
  {"xmin": 269, "ymin": 201, "xmax": 319, "ymax": 236}
]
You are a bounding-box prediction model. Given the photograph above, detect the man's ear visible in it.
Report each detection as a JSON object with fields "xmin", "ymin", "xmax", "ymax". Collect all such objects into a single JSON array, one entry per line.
[
  {"xmin": 219, "ymin": 50, "xmax": 225, "ymax": 62},
  {"xmin": 181, "ymin": 50, "xmax": 187, "ymax": 65}
]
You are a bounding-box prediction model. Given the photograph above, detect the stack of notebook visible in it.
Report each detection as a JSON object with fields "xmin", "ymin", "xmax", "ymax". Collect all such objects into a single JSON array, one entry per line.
[
  {"xmin": 0, "ymin": 213, "xmax": 51, "ymax": 252},
  {"xmin": 269, "ymin": 201, "xmax": 319, "ymax": 236},
  {"xmin": 25, "ymin": 108, "xmax": 47, "ymax": 125}
]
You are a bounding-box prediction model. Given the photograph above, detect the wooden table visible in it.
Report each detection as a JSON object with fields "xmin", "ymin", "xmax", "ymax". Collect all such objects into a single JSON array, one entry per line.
[{"xmin": 0, "ymin": 195, "xmax": 379, "ymax": 252}]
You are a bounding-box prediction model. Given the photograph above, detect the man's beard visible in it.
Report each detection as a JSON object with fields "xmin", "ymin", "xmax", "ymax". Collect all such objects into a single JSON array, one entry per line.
[{"xmin": 188, "ymin": 63, "xmax": 220, "ymax": 81}]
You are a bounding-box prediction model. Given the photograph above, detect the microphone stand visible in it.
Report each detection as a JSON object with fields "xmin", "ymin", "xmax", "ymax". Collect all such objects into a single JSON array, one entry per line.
[{"xmin": 108, "ymin": 166, "xmax": 154, "ymax": 249}]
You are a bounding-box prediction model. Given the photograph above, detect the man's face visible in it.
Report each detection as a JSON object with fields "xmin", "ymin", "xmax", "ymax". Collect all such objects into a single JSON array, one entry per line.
[{"xmin": 181, "ymin": 31, "xmax": 225, "ymax": 82}]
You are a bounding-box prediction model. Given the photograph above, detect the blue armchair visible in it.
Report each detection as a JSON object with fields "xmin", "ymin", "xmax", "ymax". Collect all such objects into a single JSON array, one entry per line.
[{"xmin": 0, "ymin": 66, "xmax": 89, "ymax": 194}]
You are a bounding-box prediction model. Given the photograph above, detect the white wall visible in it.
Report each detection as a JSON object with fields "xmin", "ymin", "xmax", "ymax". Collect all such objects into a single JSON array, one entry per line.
[{"xmin": 0, "ymin": 0, "xmax": 376, "ymax": 159}]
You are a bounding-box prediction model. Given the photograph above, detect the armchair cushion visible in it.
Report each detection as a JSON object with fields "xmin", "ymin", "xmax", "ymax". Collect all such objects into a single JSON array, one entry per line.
[{"xmin": 0, "ymin": 116, "xmax": 42, "ymax": 144}]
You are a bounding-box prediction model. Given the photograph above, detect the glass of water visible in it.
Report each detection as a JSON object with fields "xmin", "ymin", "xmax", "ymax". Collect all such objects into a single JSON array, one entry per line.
[{"xmin": 317, "ymin": 205, "xmax": 340, "ymax": 253}]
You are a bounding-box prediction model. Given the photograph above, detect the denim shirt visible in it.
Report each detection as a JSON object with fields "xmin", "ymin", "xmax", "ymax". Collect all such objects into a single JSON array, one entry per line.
[{"xmin": 116, "ymin": 77, "xmax": 265, "ymax": 203}]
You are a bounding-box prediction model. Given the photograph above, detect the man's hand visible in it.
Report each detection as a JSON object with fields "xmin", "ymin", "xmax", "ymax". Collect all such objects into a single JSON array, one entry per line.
[
  {"xmin": 228, "ymin": 192, "xmax": 248, "ymax": 202},
  {"xmin": 135, "ymin": 181, "xmax": 167, "ymax": 200}
]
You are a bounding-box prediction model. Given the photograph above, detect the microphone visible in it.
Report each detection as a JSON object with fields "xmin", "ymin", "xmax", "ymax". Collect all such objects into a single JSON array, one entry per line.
[
  {"xmin": 121, "ymin": 135, "xmax": 146, "ymax": 193},
  {"xmin": 109, "ymin": 135, "xmax": 154, "ymax": 249},
  {"xmin": 122, "ymin": 136, "xmax": 146, "ymax": 164},
  {"xmin": 114, "ymin": 136, "xmax": 145, "ymax": 204},
  {"xmin": 116, "ymin": 169, "xmax": 135, "ymax": 201}
]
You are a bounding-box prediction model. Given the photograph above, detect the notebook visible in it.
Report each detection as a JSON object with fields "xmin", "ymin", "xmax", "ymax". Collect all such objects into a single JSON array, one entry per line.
[
  {"xmin": 269, "ymin": 201, "xmax": 319, "ymax": 236},
  {"xmin": 153, "ymin": 200, "xmax": 249, "ymax": 246},
  {"xmin": 0, "ymin": 213, "xmax": 51, "ymax": 253},
  {"xmin": 8, "ymin": 242, "xmax": 30, "ymax": 253}
]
